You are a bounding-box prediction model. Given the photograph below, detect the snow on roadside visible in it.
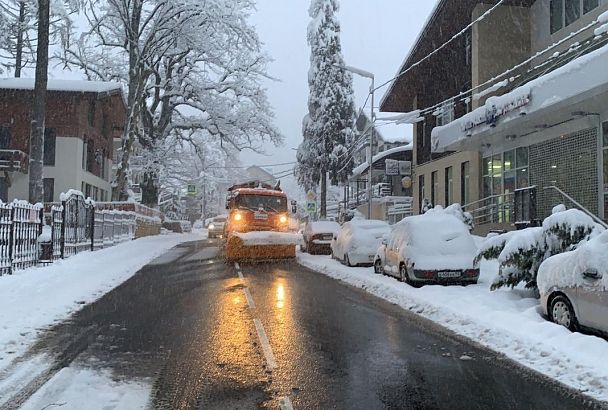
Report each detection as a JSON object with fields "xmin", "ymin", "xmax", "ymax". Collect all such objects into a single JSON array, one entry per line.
[
  {"xmin": 0, "ymin": 231, "xmax": 201, "ymax": 373},
  {"xmin": 20, "ymin": 366, "xmax": 150, "ymax": 410},
  {"xmin": 298, "ymin": 252, "xmax": 608, "ymax": 402}
]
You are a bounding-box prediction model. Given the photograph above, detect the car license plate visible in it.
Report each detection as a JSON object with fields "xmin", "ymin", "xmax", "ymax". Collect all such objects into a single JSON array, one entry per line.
[
  {"xmin": 254, "ymin": 212, "xmax": 267, "ymax": 220},
  {"xmin": 438, "ymin": 271, "xmax": 461, "ymax": 278}
]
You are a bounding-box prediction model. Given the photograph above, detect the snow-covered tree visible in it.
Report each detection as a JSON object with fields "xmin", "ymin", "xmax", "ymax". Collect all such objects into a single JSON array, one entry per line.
[
  {"xmin": 61, "ymin": 0, "xmax": 282, "ymax": 203},
  {"xmin": 296, "ymin": 0, "xmax": 355, "ymax": 217},
  {"xmin": 477, "ymin": 206, "xmax": 602, "ymax": 291}
]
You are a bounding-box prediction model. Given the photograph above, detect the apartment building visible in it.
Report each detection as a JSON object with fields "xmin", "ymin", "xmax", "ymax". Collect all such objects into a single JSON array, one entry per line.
[
  {"xmin": 381, "ymin": 0, "xmax": 608, "ymax": 226},
  {"xmin": 0, "ymin": 79, "xmax": 126, "ymax": 202}
]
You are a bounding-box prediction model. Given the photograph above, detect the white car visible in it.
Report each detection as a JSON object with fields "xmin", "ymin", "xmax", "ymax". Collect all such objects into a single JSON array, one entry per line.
[
  {"xmin": 208, "ymin": 215, "xmax": 228, "ymax": 238},
  {"xmin": 374, "ymin": 211, "xmax": 479, "ymax": 286},
  {"xmin": 301, "ymin": 220, "xmax": 341, "ymax": 255},
  {"xmin": 331, "ymin": 219, "xmax": 390, "ymax": 267},
  {"xmin": 538, "ymin": 230, "xmax": 608, "ymax": 334}
]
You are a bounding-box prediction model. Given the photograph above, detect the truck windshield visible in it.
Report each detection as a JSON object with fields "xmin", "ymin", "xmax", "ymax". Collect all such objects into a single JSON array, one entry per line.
[{"xmin": 236, "ymin": 194, "xmax": 287, "ymax": 212}]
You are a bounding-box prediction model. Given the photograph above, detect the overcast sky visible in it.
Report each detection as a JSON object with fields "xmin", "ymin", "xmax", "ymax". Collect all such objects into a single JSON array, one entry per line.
[{"xmin": 243, "ymin": 0, "xmax": 437, "ymax": 176}]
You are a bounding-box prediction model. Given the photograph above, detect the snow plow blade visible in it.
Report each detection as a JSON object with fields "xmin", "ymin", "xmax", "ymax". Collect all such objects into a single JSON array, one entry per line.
[{"xmin": 224, "ymin": 232, "xmax": 299, "ymax": 262}]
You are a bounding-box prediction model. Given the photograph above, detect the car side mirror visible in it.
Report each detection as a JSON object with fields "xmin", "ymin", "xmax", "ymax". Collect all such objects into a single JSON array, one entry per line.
[
  {"xmin": 333, "ymin": 234, "xmax": 337, "ymax": 240},
  {"xmin": 583, "ymin": 268, "xmax": 601, "ymax": 280}
]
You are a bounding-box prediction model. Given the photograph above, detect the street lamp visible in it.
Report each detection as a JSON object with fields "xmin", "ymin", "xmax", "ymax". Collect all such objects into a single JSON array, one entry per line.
[{"xmin": 342, "ymin": 65, "xmax": 375, "ymax": 219}]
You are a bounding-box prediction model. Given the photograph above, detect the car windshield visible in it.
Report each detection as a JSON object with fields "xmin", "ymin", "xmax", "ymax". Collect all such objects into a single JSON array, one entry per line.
[
  {"xmin": 9, "ymin": 1, "xmax": 606, "ymax": 408},
  {"xmin": 236, "ymin": 194, "xmax": 287, "ymax": 212}
]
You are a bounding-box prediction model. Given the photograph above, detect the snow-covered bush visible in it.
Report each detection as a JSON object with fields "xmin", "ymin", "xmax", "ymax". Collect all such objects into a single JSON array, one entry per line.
[
  {"xmin": 443, "ymin": 203, "xmax": 474, "ymax": 230},
  {"xmin": 478, "ymin": 205, "xmax": 601, "ymax": 291}
]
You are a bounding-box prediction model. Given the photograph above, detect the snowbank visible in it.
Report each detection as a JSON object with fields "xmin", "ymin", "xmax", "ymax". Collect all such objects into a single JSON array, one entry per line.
[
  {"xmin": 21, "ymin": 366, "xmax": 150, "ymax": 410},
  {"xmin": 298, "ymin": 252, "xmax": 608, "ymax": 402},
  {"xmin": 233, "ymin": 231, "xmax": 301, "ymax": 246},
  {"xmin": 0, "ymin": 232, "xmax": 199, "ymax": 375},
  {"xmin": 538, "ymin": 230, "xmax": 608, "ymax": 294}
]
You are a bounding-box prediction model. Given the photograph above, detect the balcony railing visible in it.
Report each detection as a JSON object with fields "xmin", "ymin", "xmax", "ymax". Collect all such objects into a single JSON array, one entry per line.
[{"xmin": 0, "ymin": 150, "xmax": 28, "ymax": 173}]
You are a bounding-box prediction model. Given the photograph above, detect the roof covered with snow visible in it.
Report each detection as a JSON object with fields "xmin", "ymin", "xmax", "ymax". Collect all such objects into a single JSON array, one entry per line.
[
  {"xmin": 432, "ymin": 42, "xmax": 608, "ymax": 152},
  {"xmin": 375, "ymin": 120, "xmax": 413, "ymax": 144},
  {"xmin": 0, "ymin": 78, "xmax": 123, "ymax": 95}
]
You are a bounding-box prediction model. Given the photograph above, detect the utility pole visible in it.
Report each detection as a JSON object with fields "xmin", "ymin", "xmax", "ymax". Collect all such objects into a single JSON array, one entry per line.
[
  {"xmin": 368, "ymin": 77, "xmax": 375, "ymax": 220},
  {"xmin": 28, "ymin": 0, "xmax": 50, "ymax": 203}
]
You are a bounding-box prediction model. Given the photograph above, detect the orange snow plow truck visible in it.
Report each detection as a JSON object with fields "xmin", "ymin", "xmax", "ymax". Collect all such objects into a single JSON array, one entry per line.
[{"xmin": 223, "ymin": 181, "xmax": 298, "ymax": 262}]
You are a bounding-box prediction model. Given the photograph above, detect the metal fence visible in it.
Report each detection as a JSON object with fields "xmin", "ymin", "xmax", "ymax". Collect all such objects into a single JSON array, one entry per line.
[{"xmin": 0, "ymin": 191, "xmax": 137, "ymax": 275}]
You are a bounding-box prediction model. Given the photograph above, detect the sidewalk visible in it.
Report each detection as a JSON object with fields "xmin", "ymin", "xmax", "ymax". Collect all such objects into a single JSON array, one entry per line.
[{"xmin": 298, "ymin": 252, "xmax": 608, "ymax": 403}]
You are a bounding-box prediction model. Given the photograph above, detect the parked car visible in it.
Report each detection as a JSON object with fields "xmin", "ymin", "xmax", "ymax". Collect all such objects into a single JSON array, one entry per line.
[
  {"xmin": 301, "ymin": 220, "xmax": 340, "ymax": 255},
  {"xmin": 208, "ymin": 215, "xmax": 227, "ymax": 238},
  {"xmin": 374, "ymin": 212, "xmax": 479, "ymax": 286},
  {"xmin": 331, "ymin": 219, "xmax": 390, "ymax": 266},
  {"xmin": 538, "ymin": 230, "xmax": 608, "ymax": 334},
  {"xmin": 193, "ymin": 220, "xmax": 204, "ymax": 229}
]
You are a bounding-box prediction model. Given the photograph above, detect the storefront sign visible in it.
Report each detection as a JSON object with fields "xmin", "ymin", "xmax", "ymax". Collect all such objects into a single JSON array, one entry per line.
[
  {"xmin": 385, "ymin": 159, "xmax": 399, "ymax": 176},
  {"xmin": 462, "ymin": 92, "xmax": 531, "ymax": 132},
  {"xmin": 399, "ymin": 161, "xmax": 412, "ymax": 176}
]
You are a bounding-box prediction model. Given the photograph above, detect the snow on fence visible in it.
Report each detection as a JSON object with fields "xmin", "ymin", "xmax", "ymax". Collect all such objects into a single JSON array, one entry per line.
[{"xmin": 0, "ymin": 191, "xmax": 138, "ymax": 275}]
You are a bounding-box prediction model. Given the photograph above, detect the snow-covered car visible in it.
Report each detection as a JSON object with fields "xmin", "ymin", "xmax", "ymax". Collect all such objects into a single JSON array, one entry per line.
[
  {"xmin": 331, "ymin": 219, "xmax": 390, "ymax": 266},
  {"xmin": 301, "ymin": 220, "xmax": 340, "ymax": 255},
  {"xmin": 208, "ymin": 215, "xmax": 227, "ymax": 238},
  {"xmin": 538, "ymin": 230, "xmax": 608, "ymax": 334},
  {"xmin": 193, "ymin": 220, "xmax": 204, "ymax": 229},
  {"xmin": 374, "ymin": 211, "xmax": 479, "ymax": 286}
]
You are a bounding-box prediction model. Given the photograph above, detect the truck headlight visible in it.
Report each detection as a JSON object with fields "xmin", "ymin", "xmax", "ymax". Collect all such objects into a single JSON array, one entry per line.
[
  {"xmin": 234, "ymin": 213, "xmax": 242, "ymax": 222},
  {"xmin": 279, "ymin": 215, "xmax": 288, "ymax": 224},
  {"xmin": 209, "ymin": 223, "xmax": 215, "ymax": 230}
]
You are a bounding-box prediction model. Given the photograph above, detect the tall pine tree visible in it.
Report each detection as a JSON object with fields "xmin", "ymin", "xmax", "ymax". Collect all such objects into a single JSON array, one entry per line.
[{"xmin": 296, "ymin": 0, "xmax": 355, "ymax": 217}]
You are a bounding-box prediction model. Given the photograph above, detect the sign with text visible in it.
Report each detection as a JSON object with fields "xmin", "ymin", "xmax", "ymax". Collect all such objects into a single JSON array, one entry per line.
[
  {"xmin": 385, "ymin": 159, "xmax": 399, "ymax": 176},
  {"xmin": 399, "ymin": 161, "xmax": 412, "ymax": 176}
]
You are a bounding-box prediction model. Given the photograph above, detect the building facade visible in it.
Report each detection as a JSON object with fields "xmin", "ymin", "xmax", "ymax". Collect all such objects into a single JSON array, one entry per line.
[
  {"xmin": 0, "ymin": 79, "xmax": 126, "ymax": 202},
  {"xmin": 382, "ymin": 0, "xmax": 608, "ymax": 226}
]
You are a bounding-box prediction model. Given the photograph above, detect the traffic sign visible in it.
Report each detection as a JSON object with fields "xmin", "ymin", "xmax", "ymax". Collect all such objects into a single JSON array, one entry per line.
[
  {"xmin": 306, "ymin": 190, "xmax": 317, "ymax": 201},
  {"xmin": 306, "ymin": 201, "xmax": 317, "ymax": 215},
  {"xmin": 187, "ymin": 184, "xmax": 197, "ymax": 196}
]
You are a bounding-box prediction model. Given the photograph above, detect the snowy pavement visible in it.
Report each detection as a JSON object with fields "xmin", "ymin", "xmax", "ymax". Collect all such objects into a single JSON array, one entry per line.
[
  {"xmin": 297, "ymin": 251, "xmax": 608, "ymax": 403},
  {"xmin": 0, "ymin": 231, "xmax": 201, "ymax": 407}
]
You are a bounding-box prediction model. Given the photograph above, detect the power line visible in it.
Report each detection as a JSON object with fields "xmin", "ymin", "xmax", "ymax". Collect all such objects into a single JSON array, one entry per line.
[
  {"xmin": 207, "ymin": 161, "xmax": 297, "ymax": 169},
  {"xmin": 374, "ymin": 0, "xmax": 508, "ymax": 93}
]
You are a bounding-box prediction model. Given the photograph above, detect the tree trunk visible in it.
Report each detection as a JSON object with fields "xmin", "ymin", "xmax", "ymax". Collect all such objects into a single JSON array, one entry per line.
[
  {"xmin": 15, "ymin": 1, "xmax": 26, "ymax": 78},
  {"xmin": 28, "ymin": 0, "xmax": 49, "ymax": 204},
  {"xmin": 112, "ymin": 0, "xmax": 143, "ymax": 201},
  {"xmin": 320, "ymin": 169, "xmax": 327, "ymax": 218},
  {"xmin": 141, "ymin": 171, "xmax": 158, "ymax": 207}
]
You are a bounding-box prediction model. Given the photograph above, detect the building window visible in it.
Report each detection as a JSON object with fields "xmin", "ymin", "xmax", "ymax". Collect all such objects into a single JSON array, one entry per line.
[
  {"xmin": 550, "ymin": 0, "xmax": 564, "ymax": 34},
  {"xmin": 436, "ymin": 100, "xmax": 454, "ymax": 127},
  {"xmin": 43, "ymin": 128, "xmax": 56, "ymax": 166},
  {"xmin": 431, "ymin": 171, "xmax": 438, "ymax": 207},
  {"xmin": 583, "ymin": 0, "xmax": 599, "ymax": 13},
  {"xmin": 461, "ymin": 161, "xmax": 470, "ymax": 205},
  {"xmin": 0, "ymin": 126, "xmax": 11, "ymax": 149},
  {"xmin": 43, "ymin": 178, "xmax": 54, "ymax": 203},
  {"xmin": 86, "ymin": 139, "xmax": 95, "ymax": 173},
  {"xmin": 603, "ymin": 122, "xmax": 608, "ymax": 219},
  {"xmin": 565, "ymin": 0, "xmax": 581, "ymax": 26},
  {"xmin": 445, "ymin": 166, "xmax": 453, "ymax": 207},
  {"xmin": 418, "ymin": 174, "xmax": 425, "ymax": 211},
  {"xmin": 82, "ymin": 140, "xmax": 87, "ymax": 169}
]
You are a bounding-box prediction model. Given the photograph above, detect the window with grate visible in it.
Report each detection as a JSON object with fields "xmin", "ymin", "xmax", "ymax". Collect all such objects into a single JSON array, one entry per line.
[
  {"xmin": 445, "ymin": 166, "xmax": 453, "ymax": 207},
  {"xmin": 583, "ymin": 0, "xmax": 599, "ymax": 13},
  {"xmin": 43, "ymin": 128, "xmax": 56, "ymax": 166},
  {"xmin": 461, "ymin": 161, "xmax": 470, "ymax": 205}
]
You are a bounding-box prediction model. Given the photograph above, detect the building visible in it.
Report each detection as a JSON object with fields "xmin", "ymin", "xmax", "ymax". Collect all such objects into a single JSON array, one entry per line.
[
  {"xmin": 0, "ymin": 78, "xmax": 126, "ymax": 202},
  {"xmin": 382, "ymin": 0, "xmax": 608, "ymax": 229}
]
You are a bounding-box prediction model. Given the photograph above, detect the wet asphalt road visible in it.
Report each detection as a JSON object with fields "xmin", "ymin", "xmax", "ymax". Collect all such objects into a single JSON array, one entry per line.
[{"xmin": 29, "ymin": 239, "xmax": 603, "ymax": 409}]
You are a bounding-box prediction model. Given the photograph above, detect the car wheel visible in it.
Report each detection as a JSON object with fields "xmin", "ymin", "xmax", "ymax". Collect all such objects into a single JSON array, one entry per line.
[
  {"xmin": 345, "ymin": 254, "xmax": 352, "ymax": 267},
  {"xmin": 550, "ymin": 295, "xmax": 578, "ymax": 332},
  {"xmin": 374, "ymin": 259, "xmax": 383, "ymax": 274}
]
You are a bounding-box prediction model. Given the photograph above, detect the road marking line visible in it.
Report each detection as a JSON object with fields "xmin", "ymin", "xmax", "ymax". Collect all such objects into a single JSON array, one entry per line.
[
  {"xmin": 237, "ymin": 271, "xmax": 244, "ymax": 281},
  {"xmin": 234, "ymin": 262, "xmax": 241, "ymax": 270},
  {"xmin": 244, "ymin": 288, "xmax": 256, "ymax": 309},
  {"xmin": 253, "ymin": 318, "xmax": 277, "ymax": 371},
  {"xmin": 279, "ymin": 396, "xmax": 294, "ymax": 410}
]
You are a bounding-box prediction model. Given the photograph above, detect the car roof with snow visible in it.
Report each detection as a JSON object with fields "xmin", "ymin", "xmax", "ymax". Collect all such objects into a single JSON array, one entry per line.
[{"xmin": 308, "ymin": 221, "xmax": 340, "ymax": 233}]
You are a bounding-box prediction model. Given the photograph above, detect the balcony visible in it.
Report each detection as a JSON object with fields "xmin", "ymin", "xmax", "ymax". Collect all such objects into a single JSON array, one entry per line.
[{"xmin": 0, "ymin": 150, "xmax": 28, "ymax": 173}]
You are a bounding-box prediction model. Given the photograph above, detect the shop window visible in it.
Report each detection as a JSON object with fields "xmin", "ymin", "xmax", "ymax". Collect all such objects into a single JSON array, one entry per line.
[
  {"xmin": 565, "ymin": 0, "xmax": 581, "ymax": 26},
  {"xmin": 431, "ymin": 171, "xmax": 438, "ymax": 206},
  {"xmin": 461, "ymin": 162, "xmax": 470, "ymax": 205},
  {"xmin": 503, "ymin": 150, "xmax": 515, "ymax": 171},
  {"xmin": 516, "ymin": 147, "xmax": 529, "ymax": 168},
  {"xmin": 603, "ymin": 121, "xmax": 608, "ymax": 147},
  {"xmin": 43, "ymin": 178, "xmax": 54, "ymax": 203},
  {"xmin": 550, "ymin": 0, "xmax": 564, "ymax": 34},
  {"xmin": 583, "ymin": 0, "xmax": 599, "ymax": 13},
  {"xmin": 445, "ymin": 166, "xmax": 453, "ymax": 207},
  {"xmin": 43, "ymin": 128, "xmax": 56, "ymax": 166}
]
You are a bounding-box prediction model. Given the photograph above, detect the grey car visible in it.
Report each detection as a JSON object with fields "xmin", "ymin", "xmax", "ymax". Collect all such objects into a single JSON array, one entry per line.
[
  {"xmin": 538, "ymin": 232, "xmax": 608, "ymax": 334},
  {"xmin": 207, "ymin": 216, "xmax": 227, "ymax": 239}
]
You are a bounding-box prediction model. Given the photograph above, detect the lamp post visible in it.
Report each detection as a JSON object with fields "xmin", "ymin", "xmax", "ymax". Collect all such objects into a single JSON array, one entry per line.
[{"xmin": 343, "ymin": 65, "xmax": 375, "ymax": 219}]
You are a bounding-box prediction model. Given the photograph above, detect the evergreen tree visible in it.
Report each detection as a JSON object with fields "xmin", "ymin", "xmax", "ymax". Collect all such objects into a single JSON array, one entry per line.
[{"xmin": 296, "ymin": 0, "xmax": 355, "ymax": 217}]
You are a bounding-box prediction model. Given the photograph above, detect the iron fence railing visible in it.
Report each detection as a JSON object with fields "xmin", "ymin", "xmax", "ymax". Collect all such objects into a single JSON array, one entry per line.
[{"xmin": 0, "ymin": 191, "xmax": 139, "ymax": 276}]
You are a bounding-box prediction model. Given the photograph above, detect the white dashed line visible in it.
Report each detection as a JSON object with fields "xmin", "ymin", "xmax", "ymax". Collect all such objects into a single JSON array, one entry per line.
[
  {"xmin": 253, "ymin": 318, "xmax": 277, "ymax": 371},
  {"xmin": 279, "ymin": 396, "xmax": 294, "ymax": 410},
  {"xmin": 237, "ymin": 271, "xmax": 244, "ymax": 281},
  {"xmin": 244, "ymin": 288, "xmax": 256, "ymax": 309},
  {"xmin": 234, "ymin": 262, "xmax": 241, "ymax": 270}
]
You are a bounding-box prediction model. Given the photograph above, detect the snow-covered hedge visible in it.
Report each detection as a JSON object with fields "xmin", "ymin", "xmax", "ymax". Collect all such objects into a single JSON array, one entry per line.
[{"xmin": 477, "ymin": 205, "xmax": 603, "ymax": 291}]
